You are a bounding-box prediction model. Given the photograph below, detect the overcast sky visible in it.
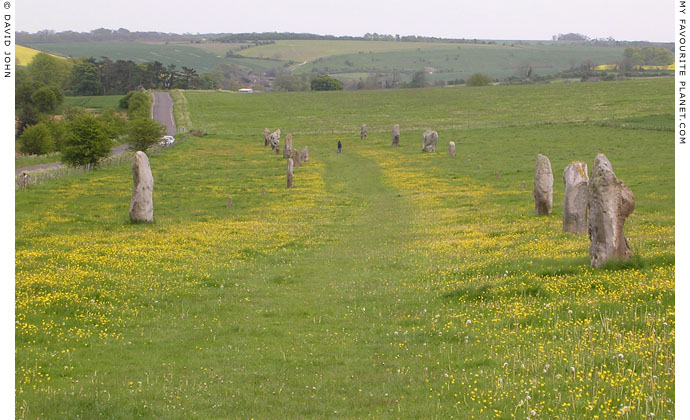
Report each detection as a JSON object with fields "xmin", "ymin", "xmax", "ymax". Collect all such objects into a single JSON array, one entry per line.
[{"xmin": 18, "ymin": 0, "xmax": 674, "ymax": 42}]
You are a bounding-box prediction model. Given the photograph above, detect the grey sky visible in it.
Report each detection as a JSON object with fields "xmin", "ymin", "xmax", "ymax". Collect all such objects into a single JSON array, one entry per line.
[{"xmin": 19, "ymin": 0, "xmax": 674, "ymax": 42}]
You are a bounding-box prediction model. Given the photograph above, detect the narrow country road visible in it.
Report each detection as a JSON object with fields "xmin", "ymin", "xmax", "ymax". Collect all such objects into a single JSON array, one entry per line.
[
  {"xmin": 16, "ymin": 92, "xmax": 176, "ymax": 175},
  {"xmin": 152, "ymin": 92, "xmax": 176, "ymax": 136}
]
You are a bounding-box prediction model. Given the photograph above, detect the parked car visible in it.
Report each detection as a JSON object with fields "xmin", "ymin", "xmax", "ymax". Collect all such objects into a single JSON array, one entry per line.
[{"xmin": 160, "ymin": 135, "xmax": 175, "ymax": 146}]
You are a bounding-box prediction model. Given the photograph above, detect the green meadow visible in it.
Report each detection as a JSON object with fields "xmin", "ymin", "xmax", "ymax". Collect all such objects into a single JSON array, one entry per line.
[{"xmin": 16, "ymin": 78, "xmax": 674, "ymax": 419}]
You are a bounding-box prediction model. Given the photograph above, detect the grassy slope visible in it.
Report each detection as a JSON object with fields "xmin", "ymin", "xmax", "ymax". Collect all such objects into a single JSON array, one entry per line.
[
  {"xmin": 27, "ymin": 42, "xmax": 280, "ymax": 73},
  {"xmin": 294, "ymin": 42, "xmax": 628, "ymax": 82},
  {"xmin": 236, "ymin": 40, "xmax": 456, "ymax": 62},
  {"xmin": 16, "ymin": 79, "xmax": 674, "ymax": 419}
]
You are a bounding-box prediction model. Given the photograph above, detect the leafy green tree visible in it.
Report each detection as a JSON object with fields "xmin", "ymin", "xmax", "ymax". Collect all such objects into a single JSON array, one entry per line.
[
  {"xmin": 273, "ymin": 74, "xmax": 309, "ymax": 92},
  {"xmin": 30, "ymin": 85, "xmax": 64, "ymax": 114},
  {"xmin": 310, "ymin": 75, "xmax": 343, "ymax": 91},
  {"xmin": 27, "ymin": 52, "xmax": 71, "ymax": 88},
  {"xmin": 466, "ymin": 73, "xmax": 492, "ymax": 87},
  {"xmin": 19, "ymin": 122, "xmax": 55, "ymax": 155},
  {"xmin": 68, "ymin": 61, "xmax": 103, "ymax": 95},
  {"xmin": 127, "ymin": 118, "xmax": 165, "ymax": 152},
  {"xmin": 120, "ymin": 91, "xmax": 151, "ymax": 119},
  {"xmin": 46, "ymin": 119, "xmax": 70, "ymax": 152},
  {"xmin": 62, "ymin": 115, "xmax": 111, "ymax": 166},
  {"xmin": 407, "ymin": 71, "xmax": 429, "ymax": 88},
  {"xmin": 98, "ymin": 108, "xmax": 127, "ymax": 139}
]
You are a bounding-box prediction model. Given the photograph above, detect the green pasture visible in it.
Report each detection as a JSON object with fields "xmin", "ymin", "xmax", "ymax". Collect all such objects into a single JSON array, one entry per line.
[
  {"xmin": 16, "ymin": 78, "xmax": 674, "ymax": 419},
  {"xmin": 27, "ymin": 42, "xmax": 279, "ymax": 73},
  {"xmin": 294, "ymin": 42, "xmax": 628, "ymax": 82},
  {"xmin": 63, "ymin": 95, "xmax": 124, "ymax": 110},
  {"xmin": 236, "ymin": 40, "xmax": 457, "ymax": 63}
]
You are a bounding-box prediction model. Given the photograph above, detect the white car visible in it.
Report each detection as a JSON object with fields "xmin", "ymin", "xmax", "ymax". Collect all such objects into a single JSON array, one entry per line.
[{"xmin": 160, "ymin": 135, "xmax": 175, "ymax": 146}]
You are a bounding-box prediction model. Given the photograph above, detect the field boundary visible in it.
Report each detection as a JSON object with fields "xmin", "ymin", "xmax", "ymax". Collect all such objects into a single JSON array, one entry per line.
[
  {"xmin": 15, "ymin": 135, "xmax": 190, "ymax": 190},
  {"xmin": 171, "ymin": 90, "xmax": 192, "ymax": 131}
]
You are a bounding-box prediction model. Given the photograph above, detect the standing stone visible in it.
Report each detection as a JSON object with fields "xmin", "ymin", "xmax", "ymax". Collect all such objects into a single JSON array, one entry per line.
[
  {"xmin": 227, "ymin": 196, "xmax": 232, "ymax": 208},
  {"xmin": 533, "ymin": 154, "xmax": 554, "ymax": 216},
  {"xmin": 292, "ymin": 148, "xmax": 302, "ymax": 168},
  {"xmin": 449, "ymin": 141, "xmax": 456, "ymax": 156},
  {"xmin": 422, "ymin": 130, "xmax": 438, "ymax": 152},
  {"xmin": 261, "ymin": 187, "xmax": 266, "ymax": 195},
  {"xmin": 495, "ymin": 171, "xmax": 499, "ymax": 180},
  {"xmin": 283, "ymin": 134, "xmax": 293, "ymax": 158},
  {"xmin": 301, "ymin": 146, "xmax": 309, "ymax": 162},
  {"xmin": 361, "ymin": 124, "xmax": 367, "ymax": 139},
  {"xmin": 563, "ymin": 161, "xmax": 589, "ymax": 234},
  {"xmin": 287, "ymin": 158, "xmax": 294, "ymax": 188},
  {"xmin": 269, "ymin": 129, "xmax": 281, "ymax": 151},
  {"xmin": 392, "ymin": 124, "xmax": 400, "ymax": 146},
  {"xmin": 521, "ymin": 181, "xmax": 526, "ymax": 191},
  {"xmin": 129, "ymin": 151, "xmax": 154, "ymax": 222},
  {"xmin": 264, "ymin": 128, "xmax": 270, "ymax": 147},
  {"xmin": 588, "ymin": 154, "xmax": 634, "ymax": 268}
]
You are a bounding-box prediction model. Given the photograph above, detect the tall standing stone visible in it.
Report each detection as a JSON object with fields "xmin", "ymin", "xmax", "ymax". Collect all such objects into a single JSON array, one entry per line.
[
  {"xmin": 449, "ymin": 141, "xmax": 456, "ymax": 157},
  {"xmin": 129, "ymin": 151, "xmax": 154, "ymax": 222},
  {"xmin": 287, "ymin": 158, "xmax": 294, "ymax": 189},
  {"xmin": 588, "ymin": 154, "xmax": 635, "ymax": 268},
  {"xmin": 301, "ymin": 146, "xmax": 309, "ymax": 162},
  {"xmin": 563, "ymin": 161, "xmax": 589, "ymax": 234},
  {"xmin": 533, "ymin": 154, "xmax": 554, "ymax": 216},
  {"xmin": 422, "ymin": 130, "xmax": 438, "ymax": 152},
  {"xmin": 361, "ymin": 124, "xmax": 367, "ymax": 139},
  {"xmin": 392, "ymin": 124, "xmax": 400, "ymax": 147},
  {"xmin": 283, "ymin": 134, "xmax": 293, "ymax": 158},
  {"xmin": 264, "ymin": 128, "xmax": 270, "ymax": 147},
  {"xmin": 292, "ymin": 148, "xmax": 302, "ymax": 167}
]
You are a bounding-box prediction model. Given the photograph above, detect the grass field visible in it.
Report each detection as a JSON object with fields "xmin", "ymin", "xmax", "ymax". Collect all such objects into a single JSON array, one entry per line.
[
  {"xmin": 63, "ymin": 95, "xmax": 124, "ymax": 110},
  {"xmin": 26, "ymin": 42, "xmax": 280, "ymax": 73},
  {"xmin": 292, "ymin": 42, "xmax": 628, "ymax": 82},
  {"xmin": 236, "ymin": 40, "xmax": 458, "ymax": 63},
  {"xmin": 16, "ymin": 78, "xmax": 674, "ymax": 419}
]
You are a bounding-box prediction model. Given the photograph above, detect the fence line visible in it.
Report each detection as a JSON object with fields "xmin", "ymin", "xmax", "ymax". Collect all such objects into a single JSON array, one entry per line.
[{"xmin": 16, "ymin": 134, "xmax": 190, "ymax": 191}]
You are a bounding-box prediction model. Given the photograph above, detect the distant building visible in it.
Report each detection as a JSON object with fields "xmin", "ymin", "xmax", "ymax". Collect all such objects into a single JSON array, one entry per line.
[{"xmin": 238, "ymin": 88, "xmax": 253, "ymax": 93}]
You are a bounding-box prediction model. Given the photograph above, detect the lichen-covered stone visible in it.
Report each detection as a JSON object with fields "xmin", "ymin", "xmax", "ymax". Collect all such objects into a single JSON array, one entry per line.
[
  {"xmin": 129, "ymin": 151, "xmax": 154, "ymax": 222},
  {"xmin": 563, "ymin": 161, "xmax": 589, "ymax": 234},
  {"xmin": 588, "ymin": 154, "xmax": 634, "ymax": 268},
  {"xmin": 283, "ymin": 134, "xmax": 293, "ymax": 158},
  {"xmin": 264, "ymin": 128, "xmax": 270, "ymax": 147},
  {"xmin": 392, "ymin": 124, "xmax": 400, "ymax": 146},
  {"xmin": 301, "ymin": 146, "xmax": 309, "ymax": 162},
  {"xmin": 533, "ymin": 154, "xmax": 553, "ymax": 216},
  {"xmin": 361, "ymin": 124, "xmax": 367, "ymax": 139},
  {"xmin": 422, "ymin": 130, "xmax": 438, "ymax": 152},
  {"xmin": 269, "ymin": 129, "xmax": 281, "ymax": 151},
  {"xmin": 449, "ymin": 141, "xmax": 455, "ymax": 156}
]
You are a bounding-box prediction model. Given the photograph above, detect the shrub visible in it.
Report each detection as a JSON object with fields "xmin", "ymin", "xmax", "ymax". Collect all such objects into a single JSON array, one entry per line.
[
  {"xmin": 19, "ymin": 122, "xmax": 55, "ymax": 155},
  {"xmin": 61, "ymin": 114, "xmax": 111, "ymax": 166},
  {"xmin": 120, "ymin": 91, "xmax": 152, "ymax": 119},
  {"xmin": 127, "ymin": 117, "xmax": 166, "ymax": 152},
  {"xmin": 46, "ymin": 119, "xmax": 70, "ymax": 152},
  {"xmin": 310, "ymin": 75, "xmax": 343, "ymax": 91},
  {"xmin": 98, "ymin": 108, "xmax": 128, "ymax": 139},
  {"xmin": 466, "ymin": 73, "xmax": 492, "ymax": 87}
]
